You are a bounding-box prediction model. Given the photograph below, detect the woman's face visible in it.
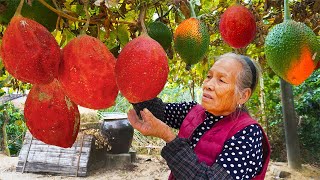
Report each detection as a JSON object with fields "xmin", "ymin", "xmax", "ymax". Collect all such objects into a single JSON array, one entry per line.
[{"xmin": 201, "ymin": 58, "xmax": 243, "ymax": 116}]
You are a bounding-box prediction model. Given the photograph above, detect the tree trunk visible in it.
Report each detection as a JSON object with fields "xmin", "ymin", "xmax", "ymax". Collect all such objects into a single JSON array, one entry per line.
[{"xmin": 280, "ymin": 79, "xmax": 301, "ymax": 170}]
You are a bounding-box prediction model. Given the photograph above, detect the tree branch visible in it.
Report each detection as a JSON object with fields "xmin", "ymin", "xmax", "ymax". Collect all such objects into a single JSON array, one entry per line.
[{"xmin": 37, "ymin": 0, "xmax": 136, "ymax": 25}]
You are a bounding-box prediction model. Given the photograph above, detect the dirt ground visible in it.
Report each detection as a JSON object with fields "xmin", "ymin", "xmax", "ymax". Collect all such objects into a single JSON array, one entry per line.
[{"xmin": 1, "ymin": 153, "xmax": 320, "ymax": 180}]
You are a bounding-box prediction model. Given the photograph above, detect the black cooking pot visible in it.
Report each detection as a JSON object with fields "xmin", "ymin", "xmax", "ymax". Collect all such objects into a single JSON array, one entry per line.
[{"xmin": 100, "ymin": 112, "xmax": 134, "ymax": 154}]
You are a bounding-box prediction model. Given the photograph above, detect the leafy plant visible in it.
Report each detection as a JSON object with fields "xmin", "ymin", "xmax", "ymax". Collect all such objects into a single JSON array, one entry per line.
[
  {"xmin": 0, "ymin": 102, "xmax": 27, "ymax": 156},
  {"xmin": 294, "ymin": 70, "xmax": 320, "ymax": 165}
]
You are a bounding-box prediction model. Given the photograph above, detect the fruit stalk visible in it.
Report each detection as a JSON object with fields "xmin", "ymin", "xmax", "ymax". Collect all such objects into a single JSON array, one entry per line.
[
  {"xmin": 81, "ymin": 0, "xmax": 90, "ymax": 34},
  {"xmin": 284, "ymin": 0, "xmax": 290, "ymax": 21},
  {"xmin": 14, "ymin": 0, "xmax": 25, "ymax": 16},
  {"xmin": 186, "ymin": 0, "xmax": 196, "ymax": 18},
  {"xmin": 139, "ymin": 3, "xmax": 148, "ymax": 35}
]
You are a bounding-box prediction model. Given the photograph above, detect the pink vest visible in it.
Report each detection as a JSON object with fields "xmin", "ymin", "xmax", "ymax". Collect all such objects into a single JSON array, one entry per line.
[{"xmin": 169, "ymin": 105, "xmax": 270, "ymax": 180}]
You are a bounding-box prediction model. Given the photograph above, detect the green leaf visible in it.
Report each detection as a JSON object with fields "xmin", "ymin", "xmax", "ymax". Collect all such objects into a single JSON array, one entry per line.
[
  {"xmin": 115, "ymin": 24, "xmax": 130, "ymax": 47},
  {"xmin": 104, "ymin": 30, "xmax": 118, "ymax": 50},
  {"xmin": 0, "ymin": 60, "xmax": 3, "ymax": 69},
  {"xmin": 60, "ymin": 29, "xmax": 76, "ymax": 47},
  {"xmin": 71, "ymin": 4, "xmax": 84, "ymax": 15},
  {"xmin": 0, "ymin": 89, "xmax": 5, "ymax": 96}
]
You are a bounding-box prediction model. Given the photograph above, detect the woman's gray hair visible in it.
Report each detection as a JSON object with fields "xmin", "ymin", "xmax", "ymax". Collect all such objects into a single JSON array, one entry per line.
[{"xmin": 216, "ymin": 52, "xmax": 261, "ymax": 98}]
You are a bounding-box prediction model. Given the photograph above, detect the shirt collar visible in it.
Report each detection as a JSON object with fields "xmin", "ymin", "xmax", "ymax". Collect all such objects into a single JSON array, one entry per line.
[{"xmin": 205, "ymin": 111, "xmax": 224, "ymax": 122}]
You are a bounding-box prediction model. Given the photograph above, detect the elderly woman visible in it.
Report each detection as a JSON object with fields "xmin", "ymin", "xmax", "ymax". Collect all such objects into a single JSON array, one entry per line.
[{"xmin": 128, "ymin": 53, "xmax": 270, "ymax": 180}]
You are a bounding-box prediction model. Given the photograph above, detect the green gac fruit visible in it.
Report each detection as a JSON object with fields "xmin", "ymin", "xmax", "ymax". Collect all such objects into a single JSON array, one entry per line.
[
  {"xmin": 147, "ymin": 21, "xmax": 172, "ymax": 50},
  {"xmin": 174, "ymin": 17, "xmax": 210, "ymax": 67},
  {"xmin": 265, "ymin": 20, "xmax": 319, "ymax": 85},
  {"xmin": 0, "ymin": 0, "xmax": 58, "ymax": 31}
]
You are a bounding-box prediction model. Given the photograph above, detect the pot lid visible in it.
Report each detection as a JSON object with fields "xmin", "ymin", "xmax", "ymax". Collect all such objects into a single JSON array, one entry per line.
[{"xmin": 100, "ymin": 112, "xmax": 128, "ymax": 120}]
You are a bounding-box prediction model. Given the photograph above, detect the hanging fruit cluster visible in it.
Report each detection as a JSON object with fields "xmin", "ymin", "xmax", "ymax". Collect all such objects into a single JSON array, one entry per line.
[
  {"xmin": 0, "ymin": 0, "xmax": 119, "ymax": 148},
  {"xmin": 0, "ymin": 0, "xmax": 170, "ymax": 148},
  {"xmin": 172, "ymin": 1, "xmax": 258, "ymax": 69}
]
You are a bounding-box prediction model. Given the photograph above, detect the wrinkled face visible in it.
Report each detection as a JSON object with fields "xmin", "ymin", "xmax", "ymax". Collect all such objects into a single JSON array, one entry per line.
[{"xmin": 201, "ymin": 58, "xmax": 243, "ymax": 116}]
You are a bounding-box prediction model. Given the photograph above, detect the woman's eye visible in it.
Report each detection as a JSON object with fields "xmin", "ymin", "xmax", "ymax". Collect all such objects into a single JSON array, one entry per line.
[
  {"xmin": 206, "ymin": 75, "xmax": 212, "ymax": 79},
  {"xmin": 219, "ymin": 79, "xmax": 226, "ymax": 83}
]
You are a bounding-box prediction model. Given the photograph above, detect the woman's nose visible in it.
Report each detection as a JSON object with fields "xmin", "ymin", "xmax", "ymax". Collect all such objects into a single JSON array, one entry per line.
[{"xmin": 204, "ymin": 79, "xmax": 215, "ymax": 91}]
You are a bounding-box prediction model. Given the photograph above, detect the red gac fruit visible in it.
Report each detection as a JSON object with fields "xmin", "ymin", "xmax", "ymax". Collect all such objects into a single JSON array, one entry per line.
[
  {"xmin": 115, "ymin": 35, "xmax": 169, "ymax": 103},
  {"xmin": 219, "ymin": 5, "xmax": 256, "ymax": 48},
  {"xmin": 59, "ymin": 35, "xmax": 118, "ymax": 109},
  {"xmin": 24, "ymin": 79, "xmax": 80, "ymax": 148},
  {"xmin": 1, "ymin": 16, "xmax": 60, "ymax": 84}
]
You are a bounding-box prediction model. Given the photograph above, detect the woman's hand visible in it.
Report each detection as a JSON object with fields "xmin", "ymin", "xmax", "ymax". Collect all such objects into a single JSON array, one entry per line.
[{"xmin": 127, "ymin": 108, "xmax": 176, "ymax": 143}]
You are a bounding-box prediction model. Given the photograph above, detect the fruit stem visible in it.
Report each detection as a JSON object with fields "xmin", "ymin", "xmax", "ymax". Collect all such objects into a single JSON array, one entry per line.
[
  {"xmin": 284, "ymin": 0, "xmax": 290, "ymax": 21},
  {"xmin": 80, "ymin": 0, "xmax": 90, "ymax": 35},
  {"xmin": 14, "ymin": 0, "xmax": 25, "ymax": 16},
  {"xmin": 139, "ymin": 3, "xmax": 148, "ymax": 35},
  {"xmin": 187, "ymin": 0, "xmax": 196, "ymax": 18}
]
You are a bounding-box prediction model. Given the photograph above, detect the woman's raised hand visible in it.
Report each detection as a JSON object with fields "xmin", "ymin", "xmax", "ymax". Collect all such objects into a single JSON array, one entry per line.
[{"xmin": 127, "ymin": 108, "xmax": 176, "ymax": 143}]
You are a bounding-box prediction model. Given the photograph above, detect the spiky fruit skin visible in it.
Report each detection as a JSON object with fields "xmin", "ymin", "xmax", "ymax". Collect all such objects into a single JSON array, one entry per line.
[
  {"xmin": 219, "ymin": 5, "xmax": 256, "ymax": 48},
  {"xmin": 265, "ymin": 20, "xmax": 319, "ymax": 85},
  {"xmin": 59, "ymin": 35, "xmax": 118, "ymax": 109},
  {"xmin": 0, "ymin": 0, "xmax": 58, "ymax": 31},
  {"xmin": 115, "ymin": 35, "xmax": 169, "ymax": 103},
  {"xmin": 24, "ymin": 79, "xmax": 80, "ymax": 148},
  {"xmin": 174, "ymin": 17, "xmax": 210, "ymax": 65},
  {"xmin": 147, "ymin": 21, "xmax": 172, "ymax": 50},
  {"xmin": 1, "ymin": 16, "xmax": 60, "ymax": 84}
]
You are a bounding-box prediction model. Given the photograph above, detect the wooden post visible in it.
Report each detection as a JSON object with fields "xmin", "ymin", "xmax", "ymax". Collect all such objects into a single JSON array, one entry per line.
[
  {"xmin": 280, "ymin": 79, "xmax": 302, "ymax": 169},
  {"xmin": 22, "ymin": 136, "xmax": 33, "ymax": 173}
]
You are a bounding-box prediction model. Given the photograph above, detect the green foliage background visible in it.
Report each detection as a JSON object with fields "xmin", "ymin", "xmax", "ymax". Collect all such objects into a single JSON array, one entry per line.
[
  {"xmin": 0, "ymin": 0, "xmax": 319, "ymax": 165},
  {"xmin": 0, "ymin": 103, "xmax": 26, "ymax": 156}
]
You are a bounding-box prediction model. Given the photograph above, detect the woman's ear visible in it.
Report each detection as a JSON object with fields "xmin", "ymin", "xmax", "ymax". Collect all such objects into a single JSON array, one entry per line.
[{"xmin": 239, "ymin": 88, "xmax": 251, "ymax": 105}]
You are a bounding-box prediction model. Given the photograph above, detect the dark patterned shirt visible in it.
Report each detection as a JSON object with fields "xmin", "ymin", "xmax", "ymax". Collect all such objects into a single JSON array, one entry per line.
[{"xmin": 161, "ymin": 102, "xmax": 264, "ymax": 180}]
